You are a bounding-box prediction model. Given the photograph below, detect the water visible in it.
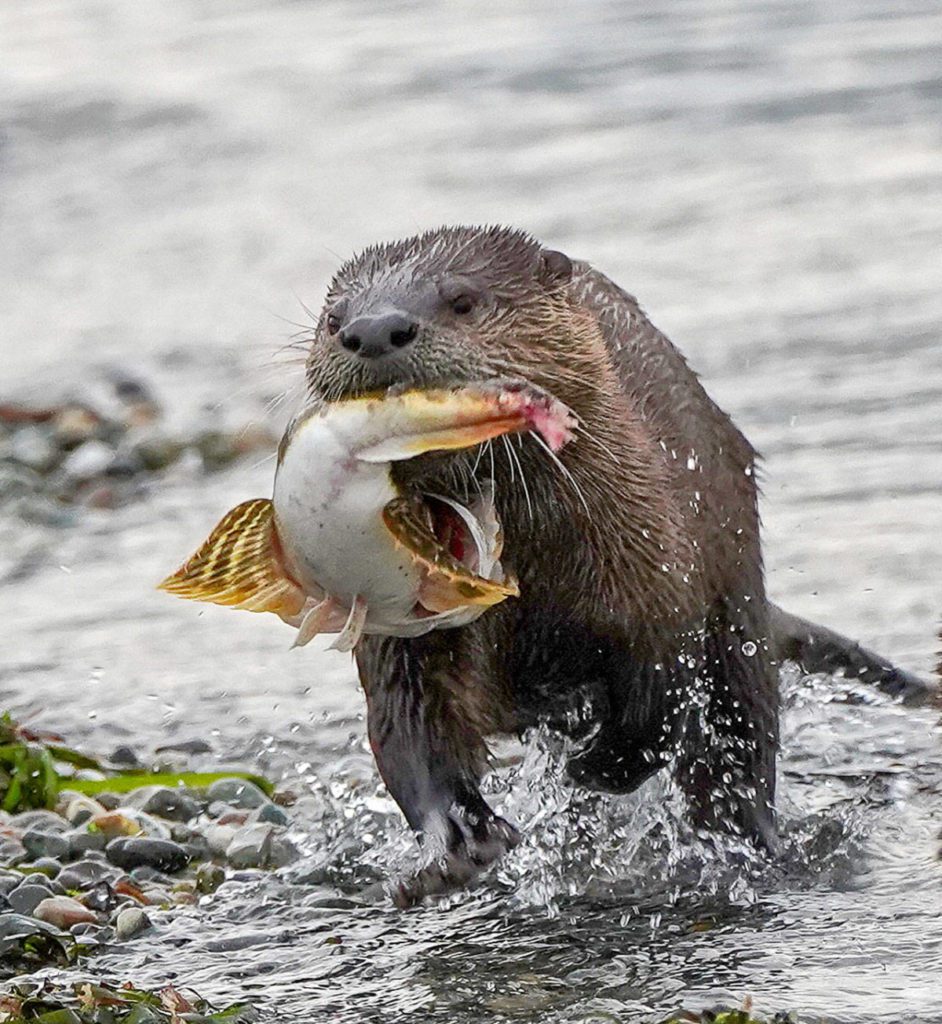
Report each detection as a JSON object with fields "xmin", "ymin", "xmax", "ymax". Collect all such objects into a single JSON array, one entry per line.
[{"xmin": 1, "ymin": 1, "xmax": 941, "ymax": 1020}]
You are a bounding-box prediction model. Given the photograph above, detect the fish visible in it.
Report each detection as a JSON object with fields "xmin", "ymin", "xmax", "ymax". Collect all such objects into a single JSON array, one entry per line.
[{"xmin": 158, "ymin": 384, "xmax": 577, "ymax": 651}]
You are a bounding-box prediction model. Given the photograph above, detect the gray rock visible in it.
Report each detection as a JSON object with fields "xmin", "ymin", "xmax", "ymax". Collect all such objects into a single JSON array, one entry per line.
[
  {"xmin": 65, "ymin": 795, "xmax": 106, "ymax": 826},
  {"xmin": 0, "ymin": 837, "xmax": 26, "ymax": 867},
  {"xmin": 11, "ymin": 809, "xmax": 67, "ymax": 833},
  {"xmin": 67, "ymin": 827, "xmax": 107, "ymax": 857},
  {"xmin": 0, "ymin": 871, "xmax": 21, "ymax": 896},
  {"xmin": 109, "ymin": 745, "xmax": 141, "ymax": 767},
  {"xmin": 248, "ymin": 802, "xmax": 290, "ymax": 827},
  {"xmin": 207, "ymin": 778, "xmax": 269, "ymax": 809},
  {"xmin": 125, "ymin": 785, "xmax": 200, "ymax": 822},
  {"xmin": 114, "ymin": 906, "xmax": 152, "ymax": 940},
  {"xmin": 26, "ymin": 857, "xmax": 62, "ymax": 879},
  {"xmin": 195, "ymin": 862, "xmax": 225, "ymax": 894},
  {"xmin": 225, "ymin": 824, "xmax": 298, "ymax": 870},
  {"xmin": 0, "ymin": 912, "xmax": 68, "ymax": 949},
  {"xmin": 22, "ymin": 829, "xmax": 70, "ymax": 861},
  {"xmin": 204, "ymin": 823, "xmax": 238, "ymax": 857},
  {"xmin": 95, "ymin": 791, "xmax": 121, "ymax": 810},
  {"xmin": 57, "ymin": 858, "xmax": 121, "ymax": 890},
  {"xmin": 8, "ymin": 884, "xmax": 50, "ymax": 916},
  {"xmin": 106, "ymin": 837, "xmax": 189, "ymax": 874},
  {"xmin": 17, "ymin": 871, "xmax": 58, "ymax": 892}
]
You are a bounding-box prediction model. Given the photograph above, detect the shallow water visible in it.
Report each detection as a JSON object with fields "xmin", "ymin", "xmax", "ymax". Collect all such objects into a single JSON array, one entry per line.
[{"xmin": 1, "ymin": 1, "xmax": 941, "ymax": 1021}]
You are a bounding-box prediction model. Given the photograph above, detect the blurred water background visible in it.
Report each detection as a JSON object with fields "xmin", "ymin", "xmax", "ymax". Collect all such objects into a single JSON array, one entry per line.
[{"xmin": 1, "ymin": 1, "xmax": 940, "ymax": 1021}]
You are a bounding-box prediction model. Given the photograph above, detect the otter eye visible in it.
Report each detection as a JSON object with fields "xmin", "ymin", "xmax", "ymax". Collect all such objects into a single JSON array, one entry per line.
[
  {"xmin": 450, "ymin": 294, "xmax": 475, "ymax": 316},
  {"xmin": 325, "ymin": 312, "xmax": 342, "ymax": 335}
]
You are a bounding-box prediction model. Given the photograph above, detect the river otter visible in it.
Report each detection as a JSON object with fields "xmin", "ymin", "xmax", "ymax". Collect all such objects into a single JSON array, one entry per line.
[{"xmin": 302, "ymin": 225, "xmax": 931, "ymax": 903}]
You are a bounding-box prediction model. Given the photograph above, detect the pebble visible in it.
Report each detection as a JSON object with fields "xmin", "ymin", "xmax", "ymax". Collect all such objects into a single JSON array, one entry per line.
[
  {"xmin": 0, "ymin": 836, "xmax": 26, "ymax": 867},
  {"xmin": 195, "ymin": 862, "xmax": 225, "ymax": 895},
  {"xmin": 109, "ymin": 745, "xmax": 142, "ymax": 767},
  {"xmin": 106, "ymin": 837, "xmax": 189, "ymax": 874},
  {"xmin": 22, "ymin": 829, "xmax": 70, "ymax": 862},
  {"xmin": 26, "ymin": 857, "xmax": 63, "ymax": 879},
  {"xmin": 0, "ymin": 912, "xmax": 67, "ymax": 942},
  {"xmin": 248, "ymin": 802, "xmax": 290, "ymax": 827},
  {"xmin": 225, "ymin": 824, "xmax": 298, "ymax": 870},
  {"xmin": 8, "ymin": 884, "xmax": 52, "ymax": 916},
  {"xmin": 65, "ymin": 795, "xmax": 106, "ymax": 826},
  {"xmin": 114, "ymin": 906, "xmax": 152, "ymax": 940},
  {"xmin": 67, "ymin": 827, "xmax": 107, "ymax": 857},
  {"xmin": 0, "ymin": 871, "xmax": 21, "ymax": 896},
  {"xmin": 57, "ymin": 859, "xmax": 121, "ymax": 890},
  {"xmin": 206, "ymin": 778, "xmax": 269, "ymax": 810},
  {"xmin": 10, "ymin": 426, "xmax": 59, "ymax": 472},
  {"xmin": 33, "ymin": 895, "xmax": 98, "ymax": 929},
  {"xmin": 13, "ymin": 809, "xmax": 69, "ymax": 833},
  {"xmin": 125, "ymin": 785, "xmax": 200, "ymax": 822},
  {"xmin": 61, "ymin": 439, "xmax": 115, "ymax": 480},
  {"xmin": 203, "ymin": 823, "xmax": 238, "ymax": 857}
]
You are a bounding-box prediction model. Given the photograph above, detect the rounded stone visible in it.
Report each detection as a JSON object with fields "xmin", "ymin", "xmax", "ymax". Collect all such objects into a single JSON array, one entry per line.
[
  {"xmin": 0, "ymin": 837, "xmax": 27, "ymax": 868},
  {"xmin": 114, "ymin": 906, "xmax": 152, "ymax": 941},
  {"xmin": 57, "ymin": 858, "xmax": 122, "ymax": 891},
  {"xmin": 225, "ymin": 824, "xmax": 298, "ymax": 870},
  {"xmin": 33, "ymin": 895, "xmax": 98, "ymax": 929},
  {"xmin": 206, "ymin": 778, "xmax": 269, "ymax": 810},
  {"xmin": 67, "ymin": 828, "xmax": 107, "ymax": 857},
  {"xmin": 26, "ymin": 857, "xmax": 62, "ymax": 879},
  {"xmin": 65, "ymin": 796, "xmax": 106, "ymax": 826},
  {"xmin": 248, "ymin": 802, "xmax": 289, "ymax": 827},
  {"xmin": 22, "ymin": 829, "xmax": 70, "ymax": 862},
  {"xmin": 125, "ymin": 785, "xmax": 200, "ymax": 823},
  {"xmin": 8, "ymin": 884, "xmax": 51, "ymax": 916},
  {"xmin": 12, "ymin": 810, "xmax": 68, "ymax": 833},
  {"xmin": 106, "ymin": 837, "xmax": 189, "ymax": 874}
]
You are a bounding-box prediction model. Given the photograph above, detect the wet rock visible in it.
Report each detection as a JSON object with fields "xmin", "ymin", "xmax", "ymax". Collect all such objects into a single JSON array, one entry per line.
[
  {"xmin": 0, "ymin": 836, "xmax": 27, "ymax": 867},
  {"xmin": 13, "ymin": 809, "xmax": 68, "ymax": 832},
  {"xmin": 27, "ymin": 857, "xmax": 63, "ymax": 879},
  {"xmin": 17, "ymin": 871, "xmax": 60, "ymax": 892},
  {"xmin": 65, "ymin": 795, "xmax": 106, "ymax": 825},
  {"xmin": 61, "ymin": 439, "xmax": 114, "ymax": 479},
  {"xmin": 204, "ymin": 823, "xmax": 238, "ymax": 857},
  {"xmin": 132, "ymin": 432, "xmax": 185, "ymax": 472},
  {"xmin": 10, "ymin": 426, "xmax": 59, "ymax": 472},
  {"xmin": 125, "ymin": 785, "xmax": 200, "ymax": 822},
  {"xmin": 248, "ymin": 802, "xmax": 290, "ymax": 827},
  {"xmin": 81, "ymin": 881, "xmax": 118, "ymax": 914},
  {"xmin": 106, "ymin": 837, "xmax": 189, "ymax": 874},
  {"xmin": 8, "ymin": 884, "xmax": 51, "ymax": 916},
  {"xmin": 115, "ymin": 905, "xmax": 152, "ymax": 940},
  {"xmin": 95, "ymin": 791, "xmax": 121, "ymax": 810},
  {"xmin": 33, "ymin": 895, "xmax": 98, "ymax": 929},
  {"xmin": 57, "ymin": 858, "xmax": 121, "ymax": 890},
  {"xmin": 195, "ymin": 862, "xmax": 225, "ymax": 895},
  {"xmin": 225, "ymin": 824, "xmax": 297, "ymax": 870},
  {"xmin": 109, "ymin": 744, "xmax": 142, "ymax": 766},
  {"xmin": 207, "ymin": 778, "xmax": 269, "ymax": 809},
  {"xmin": 155, "ymin": 738, "xmax": 212, "ymax": 756},
  {"xmin": 22, "ymin": 829, "xmax": 70, "ymax": 861},
  {"xmin": 67, "ymin": 827, "xmax": 107, "ymax": 857},
  {"xmin": 0, "ymin": 870, "xmax": 21, "ymax": 895}
]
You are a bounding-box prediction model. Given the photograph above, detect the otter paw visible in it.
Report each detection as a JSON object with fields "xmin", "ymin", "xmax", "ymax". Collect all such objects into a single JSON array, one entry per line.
[{"xmin": 392, "ymin": 814, "xmax": 521, "ymax": 908}]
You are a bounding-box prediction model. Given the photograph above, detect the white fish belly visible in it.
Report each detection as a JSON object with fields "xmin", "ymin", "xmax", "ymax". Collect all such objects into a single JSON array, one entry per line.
[{"xmin": 272, "ymin": 414, "xmax": 422, "ymax": 622}]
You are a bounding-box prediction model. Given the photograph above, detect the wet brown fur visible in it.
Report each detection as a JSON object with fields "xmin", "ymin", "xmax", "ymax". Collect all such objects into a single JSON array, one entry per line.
[{"xmin": 304, "ymin": 225, "xmax": 780, "ymax": 892}]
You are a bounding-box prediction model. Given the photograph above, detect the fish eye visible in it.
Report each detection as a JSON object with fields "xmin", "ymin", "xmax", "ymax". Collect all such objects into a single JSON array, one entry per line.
[{"xmin": 450, "ymin": 294, "xmax": 475, "ymax": 316}]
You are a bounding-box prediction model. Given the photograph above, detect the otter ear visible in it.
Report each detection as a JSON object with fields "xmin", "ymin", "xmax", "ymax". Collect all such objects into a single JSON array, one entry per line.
[{"xmin": 538, "ymin": 249, "xmax": 573, "ymax": 288}]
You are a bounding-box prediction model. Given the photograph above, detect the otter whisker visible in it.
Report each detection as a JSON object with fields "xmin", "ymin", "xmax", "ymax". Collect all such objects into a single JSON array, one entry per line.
[
  {"xmin": 502, "ymin": 434, "xmax": 533, "ymax": 521},
  {"xmin": 529, "ymin": 433, "xmax": 590, "ymax": 516},
  {"xmin": 573, "ymin": 423, "xmax": 621, "ymax": 464}
]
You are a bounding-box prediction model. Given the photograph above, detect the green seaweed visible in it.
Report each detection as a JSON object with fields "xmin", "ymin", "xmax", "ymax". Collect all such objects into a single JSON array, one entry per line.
[
  {"xmin": 0, "ymin": 713, "xmax": 273, "ymax": 813},
  {"xmin": 0, "ymin": 980, "xmax": 256, "ymax": 1023}
]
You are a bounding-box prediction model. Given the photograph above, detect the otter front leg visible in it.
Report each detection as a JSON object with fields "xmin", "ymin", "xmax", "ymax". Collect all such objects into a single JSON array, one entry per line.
[{"xmin": 356, "ymin": 632, "xmax": 520, "ymax": 906}]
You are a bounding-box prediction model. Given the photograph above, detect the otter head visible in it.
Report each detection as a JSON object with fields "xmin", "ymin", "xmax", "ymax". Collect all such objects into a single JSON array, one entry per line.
[{"xmin": 304, "ymin": 225, "xmax": 589, "ymax": 403}]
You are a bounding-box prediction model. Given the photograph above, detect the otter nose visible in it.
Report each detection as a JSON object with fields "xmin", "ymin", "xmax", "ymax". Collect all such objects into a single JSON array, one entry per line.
[{"xmin": 339, "ymin": 312, "xmax": 419, "ymax": 359}]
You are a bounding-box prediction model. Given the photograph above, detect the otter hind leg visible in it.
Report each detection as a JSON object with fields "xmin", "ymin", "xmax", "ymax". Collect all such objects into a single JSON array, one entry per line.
[
  {"xmin": 676, "ymin": 605, "xmax": 779, "ymax": 851},
  {"xmin": 356, "ymin": 633, "xmax": 519, "ymax": 907}
]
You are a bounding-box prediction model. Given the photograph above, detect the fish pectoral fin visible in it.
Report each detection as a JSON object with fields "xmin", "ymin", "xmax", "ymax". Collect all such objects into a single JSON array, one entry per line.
[
  {"xmin": 328, "ymin": 596, "xmax": 369, "ymax": 653},
  {"xmin": 158, "ymin": 498, "xmax": 306, "ymax": 619},
  {"xmin": 356, "ymin": 419, "xmax": 526, "ymax": 463},
  {"xmin": 382, "ymin": 495, "xmax": 519, "ymax": 613},
  {"xmin": 291, "ymin": 597, "xmax": 339, "ymax": 649}
]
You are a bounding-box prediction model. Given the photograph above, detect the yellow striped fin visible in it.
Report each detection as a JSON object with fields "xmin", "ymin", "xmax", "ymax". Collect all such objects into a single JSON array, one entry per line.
[{"xmin": 158, "ymin": 499, "xmax": 305, "ymax": 617}]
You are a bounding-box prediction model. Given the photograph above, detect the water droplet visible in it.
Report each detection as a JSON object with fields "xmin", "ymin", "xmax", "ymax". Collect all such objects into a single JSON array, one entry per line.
[{"xmin": 741, "ymin": 641, "xmax": 757, "ymax": 657}]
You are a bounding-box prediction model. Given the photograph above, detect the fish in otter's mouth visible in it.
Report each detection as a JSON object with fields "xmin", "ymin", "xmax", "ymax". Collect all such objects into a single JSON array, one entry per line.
[{"xmin": 158, "ymin": 383, "xmax": 576, "ymax": 651}]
